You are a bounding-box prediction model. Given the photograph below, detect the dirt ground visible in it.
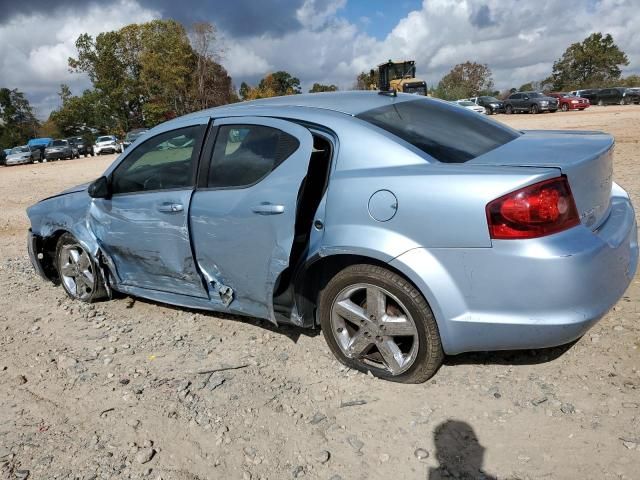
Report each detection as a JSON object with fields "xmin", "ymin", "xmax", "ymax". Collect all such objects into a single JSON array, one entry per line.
[{"xmin": 0, "ymin": 106, "xmax": 638, "ymax": 480}]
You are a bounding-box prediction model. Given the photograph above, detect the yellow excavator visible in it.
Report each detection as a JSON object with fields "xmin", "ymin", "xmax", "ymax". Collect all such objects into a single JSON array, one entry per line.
[{"xmin": 371, "ymin": 60, "xmax": 427, "ymax": 95}]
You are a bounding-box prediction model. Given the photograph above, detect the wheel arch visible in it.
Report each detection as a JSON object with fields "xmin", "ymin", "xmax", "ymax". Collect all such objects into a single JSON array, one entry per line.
[{"xmin": 293, "ymin": 251, "xmax": 444, "ymax": 333}]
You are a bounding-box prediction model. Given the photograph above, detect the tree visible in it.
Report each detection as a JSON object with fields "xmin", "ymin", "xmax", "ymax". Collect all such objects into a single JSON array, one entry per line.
[
  {"xmin": 0, "ymin": 88, "xmax": 39, "ymax": 147},
  {"xmin": 67, "ymin": 19, "xmax": 234, "ymax": 131},
  {"xmin": 309, "ymin": 83, "xmax": 338, "ymax": 93},
  {"xmin": 546, "ymin": 33, "xmax": 629, "ymax": 90},
  {"xmin": 433, "ymin": 61, "xmax": 494, "ymax": 100},
  {"xmin": 240, "ymin": 71, "xmax": 302, "ymax": 100},
  {"xmin": 353, "ymin": 71, "xmax": 375, "ymax": 90}
]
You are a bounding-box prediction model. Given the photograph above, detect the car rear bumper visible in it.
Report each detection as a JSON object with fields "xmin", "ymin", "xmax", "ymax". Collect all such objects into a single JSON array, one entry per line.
[
  {"xmin": 567, "ymin": 103, "xmax": 590, "ymax": 109},
  {"xmin": 391, "ymin": 183, "xmax": 638, "ymax": 355}
]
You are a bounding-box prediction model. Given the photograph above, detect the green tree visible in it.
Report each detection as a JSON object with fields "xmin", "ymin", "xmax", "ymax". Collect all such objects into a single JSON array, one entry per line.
[
  {"xmin": 433, "ymin": 61, "xmax": 494, "ymax": 100},
  {"xmin": 353, "ymin": 71, "xmax": 375, "ymax": 90},
  {"xmin": 546, "ymin": 33, "xmax": 629, "ymax": 90},
  {"xmin": 0, "ymin": 88, "xmax": 39, "ymax": 147},
  {"xmin": 309, "ymin": 83, "xmax": 338, "ymax": 93}
]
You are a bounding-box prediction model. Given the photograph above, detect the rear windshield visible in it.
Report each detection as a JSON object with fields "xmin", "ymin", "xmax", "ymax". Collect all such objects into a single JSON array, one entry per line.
[{"xmin": 357, "ymin": 98, "xmax": 520, "ymax": 163}]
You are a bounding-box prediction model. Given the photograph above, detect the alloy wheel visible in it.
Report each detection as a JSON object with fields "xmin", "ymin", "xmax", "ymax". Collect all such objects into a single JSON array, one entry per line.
[
  {"xmin": 330, "ymin": 283, "xmax": 419, "ymax": 375},
  {"xmin": 59, "ymin": 244, "xmax": 96, "ymax": 301}
]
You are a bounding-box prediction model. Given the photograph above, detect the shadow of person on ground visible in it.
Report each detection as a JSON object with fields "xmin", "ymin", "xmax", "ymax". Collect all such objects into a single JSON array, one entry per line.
[{"xmin": 429, "ymin": 420, "xmax": 497, "ymax": 480}]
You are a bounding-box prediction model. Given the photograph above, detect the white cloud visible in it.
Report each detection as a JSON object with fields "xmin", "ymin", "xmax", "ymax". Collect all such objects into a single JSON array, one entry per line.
[
  {"xmin": 0, "ymin": 0, "xmax": 158, "ymax": 117},
  {"xmin": 2, "ymin": 0, "xmax": 639, "ymax": 118}
]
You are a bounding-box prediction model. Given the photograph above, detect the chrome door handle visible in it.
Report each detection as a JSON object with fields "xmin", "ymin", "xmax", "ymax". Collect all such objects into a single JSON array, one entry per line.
[
  {"xmin": 252, "ymin": 203, "xmax": 285, "ymax": 215},
  {"xmin": 157, "ymin": 203, "xmax": 184, "ymax": 213}
]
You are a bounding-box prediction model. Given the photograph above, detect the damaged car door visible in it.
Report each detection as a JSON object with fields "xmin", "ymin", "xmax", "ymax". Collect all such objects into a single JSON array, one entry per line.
[
  {"xmin": 190, "ymin": 117, "xmax": 314, "ymax": 321},
  {"xmin": 89, "ymin": 124, "xmax": 209, "ymax": 298}
]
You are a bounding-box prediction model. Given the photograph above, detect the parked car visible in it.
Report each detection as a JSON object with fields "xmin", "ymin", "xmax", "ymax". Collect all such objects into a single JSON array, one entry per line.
[
  {"xmin": 28, "ymin": 138, "xmax": 53, "ymax": 162},
  {"xmin": 454, "ymin": 100, "xmax": 486, "ymax": 114},
  {"xmin": 467, "ymin": 96, "xmax": 505, "ymax": 114},
  {"xmin": 5, "ymin": 145, "xmax": 41, "ymax": 165},
  {"xmin": 548, "ymin": 92, "xmax": 590, "ymax": 111},
  {"xmin": 67, "ymin": 139, "xmax": 81, "ymax": 159},
  {"xmin": 26, "ymin": 92, "xmax": 638, "ymax": 383},
  {"xmin": 44, "ymin": 139, "xmax": 74, "ymax": 161},
  {"xmin": 593, "ymin": 87, "xmax": 640, "ymax": 105},
  {"xmin": 122, "ymin": 129, "xmax": 148, "ymax": 150},
  {"xmin": 504, "ymin": 91, "xmax": 559, "ymax": 114},
  {"xmin": 66, "ymin": 136, "xmax": 93, "ymax": 157},
  {"xmin": 569, "ymin": 89, "xmax": 600, "ymax": 103},
  {"xmin": 94, "ymin": 135, "xmax": 122, "ymax": 155}
]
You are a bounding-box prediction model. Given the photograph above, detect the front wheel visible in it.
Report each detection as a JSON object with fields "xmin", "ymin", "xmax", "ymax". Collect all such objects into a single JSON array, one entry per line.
[
  {"xmin": 319, "ymin": 264, "xmax": 443, "ymax": 383},
  {"xmin": 56, "ymin": 233, "xmax": 106, "ymax": 303},
  {"xmin": 505, "ymin": 104, "xmax": 513, "ymax": 115},
  {"xmin": 530, "ymin": 104, "xmax": 539, "ymax": 114},
  {"xmin": 561, "ymin": 103, "xmax": 569, "ymax": 112}
]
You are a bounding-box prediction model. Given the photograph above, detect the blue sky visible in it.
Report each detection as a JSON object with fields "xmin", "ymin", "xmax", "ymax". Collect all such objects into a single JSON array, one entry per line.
[
  {"xmin": 0, "ymin": 0, "xmax": 638, "ymax": 118},
  {"xmin": 341, "ymin": 0, "xmax": 423, "ymax": 39}
]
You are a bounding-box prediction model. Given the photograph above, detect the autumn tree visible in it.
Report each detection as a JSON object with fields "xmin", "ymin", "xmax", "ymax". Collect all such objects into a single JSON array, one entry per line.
[
  {"xmin": 309, "ymin": 83, "xmax": 338, "ymax": 93},
  {"xmin": 433, "ymin": 61, "xmax": 494, "ymax": 100},
  {"xmin": 240, "ymin": 72, "xmax": 302, "ymax": 100},
  {"xmin": 0, "ymin": 88, "xmax": 39, "ymax": 147},
  {"xmin": 65, "ymin": 19, "xmax": 234, "ymax": 133},
  {"xmin": 546, "ymin": 33, "xmax": 629, "ymax": 90}
]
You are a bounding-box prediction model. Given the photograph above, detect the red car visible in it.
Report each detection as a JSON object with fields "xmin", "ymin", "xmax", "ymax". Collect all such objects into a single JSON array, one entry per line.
[{"xmin": 548, "ymin": 92, "xmax": 590, "ymax": 111}]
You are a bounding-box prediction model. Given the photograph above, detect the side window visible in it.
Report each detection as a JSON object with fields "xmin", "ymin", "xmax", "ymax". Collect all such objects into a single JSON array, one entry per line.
[
  {"xmin": 208, "ymin": 124, "xmax": 300, "ymax": 188},
  {"xmin": 510, "ymin": 94, "xmax": 521, "ymax": 100},
  {"xmin": 111, "ymin": 125, "xmax": 205, "ymax": 195}
]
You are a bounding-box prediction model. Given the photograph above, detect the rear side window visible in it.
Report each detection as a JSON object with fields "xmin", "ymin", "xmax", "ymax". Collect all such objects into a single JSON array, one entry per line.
[
  {"xmin": 208, "ymin": 125, "xmax": 299, "ymax": 188},
  {"xmin": 357, "ymin": 99, "xmax": 520, "ymax": 163}
]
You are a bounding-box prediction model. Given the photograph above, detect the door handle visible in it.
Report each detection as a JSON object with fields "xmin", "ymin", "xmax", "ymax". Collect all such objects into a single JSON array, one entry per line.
[
  {"xmin": 157, "ymin": 203, "xmax": 184, "ymax": 213},
  {"xmin": 252, "ymin": 203, "xmax": 285, "ymax": 215}
]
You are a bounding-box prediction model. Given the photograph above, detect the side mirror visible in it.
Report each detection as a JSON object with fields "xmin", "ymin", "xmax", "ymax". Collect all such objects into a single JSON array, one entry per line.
[{"xmin": 88, "ymin": 176, "xmax": 111, "ymax": 199}]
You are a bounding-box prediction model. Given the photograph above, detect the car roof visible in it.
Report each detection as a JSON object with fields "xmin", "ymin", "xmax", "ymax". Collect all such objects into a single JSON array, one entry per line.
[{"xmin": 184, "ymin": 91, "xmax": 422, "ymax": 119}]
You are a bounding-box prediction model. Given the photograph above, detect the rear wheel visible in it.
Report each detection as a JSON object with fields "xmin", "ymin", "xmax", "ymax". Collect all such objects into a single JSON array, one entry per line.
[
  {"xmin": 319, "ymin": 264, "xmax": 443, "ymax": 383},
  {"xmin": 56, "ymin": 233, "xmax": 105, "ymax": 303},
  {"xmin": 598, "ymin": 99, "xmax": 604, "ymax": 106},
  {"xmin": 530, "ymin": 104, "xmax": 539, "ymax": 114},
  {"xmin": 505, "ymin": 104, "xmax": 513, "ymax": 115}
]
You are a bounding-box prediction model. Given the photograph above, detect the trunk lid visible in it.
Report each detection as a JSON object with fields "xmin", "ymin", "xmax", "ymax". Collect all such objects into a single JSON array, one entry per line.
[{"xmin": 470, "ymin": 130, "xmax": 614, "ymax": 229}]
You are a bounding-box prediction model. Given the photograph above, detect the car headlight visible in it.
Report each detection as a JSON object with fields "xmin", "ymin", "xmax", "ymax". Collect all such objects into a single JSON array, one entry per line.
[
  {"xmin": 540, "ymin": 101, "xmax": 548, "ymax": 105},
  {"xmin": 490, "ymin": 103, "xmax": 498, "ymax": 107},
  {"xmin": 571, "ymin": 100, "xmax": 578, "ymax": 103}
]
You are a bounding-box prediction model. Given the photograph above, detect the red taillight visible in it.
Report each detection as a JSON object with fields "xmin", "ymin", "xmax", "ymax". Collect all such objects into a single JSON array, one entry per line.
[{"xmin": 486, "ymin": 176, "xmax": 580, "ymax": 239}]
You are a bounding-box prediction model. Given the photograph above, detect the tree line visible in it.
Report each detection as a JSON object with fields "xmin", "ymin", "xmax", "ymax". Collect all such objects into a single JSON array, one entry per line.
[{"xmin": 0, "ymin": 28, "xmax": 636, "ymax": 148}]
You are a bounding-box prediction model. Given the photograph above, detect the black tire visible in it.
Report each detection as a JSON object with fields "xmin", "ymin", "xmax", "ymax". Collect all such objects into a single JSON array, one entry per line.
[
  {"xmin": 561, "ymin": 103, "xmax": 569, "ymax": 112},
  {"xmin": 579, "ymin": 108, "xmax": 585, "ymax": 111},
  {"xmin": 319, "ymin": 264, "xmax": 443, "ymax": 383},
  {"xmin": 530, "ymin": 104, "xmax": 539, "ymax": 114},
  {"xmin": 56, "ymin": 233, "xmax": 106, "ymax": 303},
  {"xmin": 505, "ymin": 104, "xmax": 513, "ymax": 115},
  {"xmin": 598, "ymin": 99, "xmax": 604, "ymax": 106}
]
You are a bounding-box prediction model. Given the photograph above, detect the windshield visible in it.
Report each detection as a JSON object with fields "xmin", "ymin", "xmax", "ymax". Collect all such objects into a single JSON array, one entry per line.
[
  {"xmin": 51, "ymin": 140, "xmax": 66, "ymax": 147},
  {"xmin": 481, "ymin": 96, "xmax": 500, "ymax": 102},
  {"xmin": 11, "ymin": 146, "xmax": 29, "ymax": 153},
  {"xmin": 357, "ymin": 98, "xmax": 520, "ymax": 163},
  {"xmin": 458, "ymin": 101, "xmax": 475, "ymax": 106},
  {"xmin": 526, "ymin": 92, "xmax": 543, "ymax": 98},
  {"xmin": 402, "ymin": 83, "xmax": 426, "ymax": 95},
  {"xmin": 97, "ymin": 136, "xmax": 113, "ymax": 142}
]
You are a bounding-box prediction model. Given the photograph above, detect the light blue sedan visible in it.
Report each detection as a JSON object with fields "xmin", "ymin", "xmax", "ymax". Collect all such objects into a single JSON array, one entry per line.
[{"xmin": 26, "ymin": 92, "xmax": 638, "ymax": 383}]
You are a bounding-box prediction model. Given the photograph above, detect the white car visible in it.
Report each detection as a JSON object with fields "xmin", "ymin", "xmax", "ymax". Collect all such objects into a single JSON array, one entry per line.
[
  {"xmin": 94, "ymin": 135, "xmax": 122, "ymax": 156},
  {"xmin": 454, "ymin": 100, "xmax": 486, "ymax": 114}
]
